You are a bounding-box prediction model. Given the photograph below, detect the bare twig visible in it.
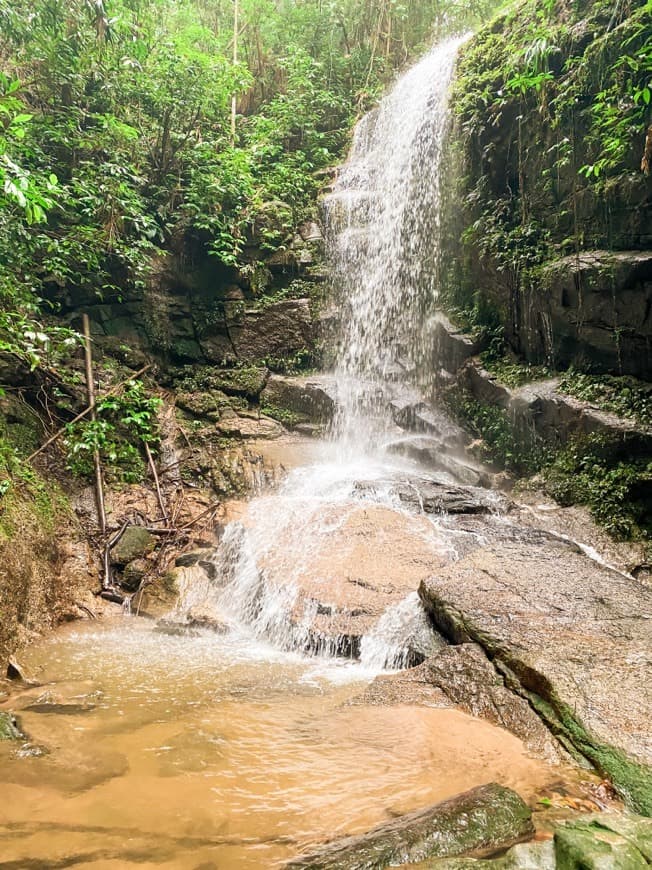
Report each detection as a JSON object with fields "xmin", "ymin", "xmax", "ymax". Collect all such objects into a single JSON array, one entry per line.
[{"xmin": 145, "ymin": 440, "xmax": 168, "ymax": 523}]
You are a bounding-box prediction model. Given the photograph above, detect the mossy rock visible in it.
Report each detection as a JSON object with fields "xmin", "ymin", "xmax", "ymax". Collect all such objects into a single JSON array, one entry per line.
[
  {"xmin": 110, "ymin": 526, "xmax": 155, "ymax": 566},
  {"xmin": 0, "ymin": 712, "xmax": 23, "ymax": 740},
  {"xmin": 176, "ymin": 390, "xmax": 231, "ymax": 421},
  {"xmin": 555, "ymin": 816, "xmax": 652, "ymax": 869},
  {"xmin": 425, "ymin": 840, "xmax": 555, "ymax": 868},
  {"xmin": 121, "ymin": 558, "xmax": 150, "ymax": 592},
  {"xmin": 286, "ymin": 782, "xmax": 534, "ymax": 868},
  {"xmin": 210, "ymin": 367, "xmax": 269, "ymax": 399}
]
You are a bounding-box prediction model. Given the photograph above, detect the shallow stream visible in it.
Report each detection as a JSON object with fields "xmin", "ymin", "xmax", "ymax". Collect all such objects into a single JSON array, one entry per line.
[{"xmin": 0, "ymin": 617, "xmax": 584, "ymax": 869}]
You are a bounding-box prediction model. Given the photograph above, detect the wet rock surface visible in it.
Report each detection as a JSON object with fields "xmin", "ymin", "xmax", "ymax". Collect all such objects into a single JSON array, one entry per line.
[
  {"xmin": 354, "ymin": 644, "xmax": 564, "ymax": 764},
  {"xmin": 419, "ymin": 533, "xmax": 652, "ymax": 814},
  {"xmin": 285, "ymin": 783, "xmax": 534, "ymax": 869},
  {"xmin": 260, "ymin": 374, "xmax": 337, "ymax": 424},
  {"xmin": 0, "ymin": 711, "xmax": 22, "ymax": 740},
  {"xmin": 110, "ymin": 526, "xmax": 156, "ymax": 566}
]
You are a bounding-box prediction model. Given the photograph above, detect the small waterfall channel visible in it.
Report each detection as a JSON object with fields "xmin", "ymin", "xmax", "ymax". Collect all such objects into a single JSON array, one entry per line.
[{"xmin": 169, "ymin": 38, "xmax": 476, "ymax": 671}]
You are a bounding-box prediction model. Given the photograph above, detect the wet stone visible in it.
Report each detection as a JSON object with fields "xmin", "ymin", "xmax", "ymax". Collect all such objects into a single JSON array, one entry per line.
[
  {"xmin": 110, "ymin": 526, "xmax": 156, "ymax": 566},
  {"xmin": 121, "ymin": 557, "xmax": 150, "ymax": 592},
  {"xmin": 554, "ymin": 815, "xmax": 652, "ymax": 868},
  {"xmin": 285, "ymin": 783, "xmax": 534, "ymax": 869},
  {"xmin": 424, "ymin": 839, "xmax": 556, "ymax": 868},
  {"xmin": 175, "ymin": 548, "xmax": 214, "ymax": 568},
  {"xmin": 0, "ymin": 712, "xmax": 23, "ymax": 741}
]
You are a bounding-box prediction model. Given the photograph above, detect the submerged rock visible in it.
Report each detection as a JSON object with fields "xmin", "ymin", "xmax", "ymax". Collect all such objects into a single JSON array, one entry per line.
[{"xmin": 285, "ymin": 783, "xmax": 534, "ymax": 869}]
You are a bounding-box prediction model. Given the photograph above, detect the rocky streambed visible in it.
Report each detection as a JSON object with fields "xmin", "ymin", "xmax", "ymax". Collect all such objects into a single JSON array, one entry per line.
[{"xmin": 2, "ymin": 375, "xmax": 652, "ymax": 867}]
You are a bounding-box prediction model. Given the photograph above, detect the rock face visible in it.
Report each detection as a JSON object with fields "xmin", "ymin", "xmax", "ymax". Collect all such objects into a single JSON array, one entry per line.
[
  {"xmin": 446, "ymin": 3, "xmax": 652, "ymax": 379},
  {"xmin": 83, "ymin": 243, "xmax": 320, "ymax": 370},
  {"xmin": 285, "ymin": 783, "xmax": 534, "ymax": 869},
  {"xmin": 229, "ymin": 299, "xmax": 316, "ymax": 362},
  {"xmin": 356, "ymin": 643, "xmax": 565, "ymax": 764},
  {"xmin": 260, "ymin": 374, "xmax": 337, "ymax": 424},
  {"xmin": 419, "ymin": 533, "xmax": 652, "ymax": 814},
  {"xmin": 531, "ymin": 252, "xmax": 652, "ymax": 378},
  {"xmin": 452, "ymin": 358, "xmax": 652, "ymax": 456}
]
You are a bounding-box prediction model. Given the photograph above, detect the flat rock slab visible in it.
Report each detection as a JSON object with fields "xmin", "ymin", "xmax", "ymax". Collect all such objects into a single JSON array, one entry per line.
[
  {"xmin": 286, "ymin": 783, "xmax": 534, "ymax": 869},
  {"xmin": 419, "ymin": 535, "xmax": 652, "ymax": 814}
]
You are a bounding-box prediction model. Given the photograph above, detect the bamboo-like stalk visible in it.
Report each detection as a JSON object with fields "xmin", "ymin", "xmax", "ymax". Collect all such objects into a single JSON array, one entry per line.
[
  {"xmin": 82, "ymin": 314, "xmax": 107, "ymax": 535},
  {"xmin": 26, "ymin": 364, "xmax": 151, "ymax": 462},
  {"xmin": 231, "ymin": 0, "xmax": 239, "ymax": 143},
  {"xmin": 144, "ymin": 440, "xmax": 168, "ymax": 524}
]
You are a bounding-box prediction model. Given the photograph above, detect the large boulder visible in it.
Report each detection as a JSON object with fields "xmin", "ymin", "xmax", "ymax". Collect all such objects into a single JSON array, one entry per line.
[
  {"xmin": 419, "ymin": 533, "xmax": 652, "ymax": 814},
  {"xmin": 285, "ymin": 783, "xmax": 534, "ymax": 869},
  {"xmin": 226, "ymin": 299, "xmax": 316, "ymax": 363},
  {"xmin": 260, "ymin": 374, "xmax": 337, "ymax": 424}
]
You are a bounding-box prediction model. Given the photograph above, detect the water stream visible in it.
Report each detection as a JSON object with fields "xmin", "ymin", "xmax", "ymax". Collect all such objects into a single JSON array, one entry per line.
[{"xmin": 0, "ymin": 38, "xmax": 589, "ymax": 869}]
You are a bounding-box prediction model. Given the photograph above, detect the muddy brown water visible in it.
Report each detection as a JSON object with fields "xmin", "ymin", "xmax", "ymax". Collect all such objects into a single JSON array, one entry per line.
[{"xmin": 0, "ymin": 617, "xmax": 589, "ymax": 869}]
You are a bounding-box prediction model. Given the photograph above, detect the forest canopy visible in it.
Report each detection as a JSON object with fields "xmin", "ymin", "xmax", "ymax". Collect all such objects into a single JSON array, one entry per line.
[{"xmin": 0, "ymin": 0, "xmax": 499, "ymax": 369}]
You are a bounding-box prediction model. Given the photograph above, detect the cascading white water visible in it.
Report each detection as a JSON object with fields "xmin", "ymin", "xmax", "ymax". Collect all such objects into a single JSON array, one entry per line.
[
  {"xmin": 324, "ymin": 37, "xmax": 466, "ymax": 453},
  {"xmin": 173, "ymin": 39, "xmax": 468, "ymax": 672}
]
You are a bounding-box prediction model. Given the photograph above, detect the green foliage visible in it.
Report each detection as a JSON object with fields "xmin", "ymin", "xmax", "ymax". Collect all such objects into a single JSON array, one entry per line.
[
  {"xmin": 544, "ymin": 434, "xmax": 652, "ymax": 540},
  {"xmin": 480, "ymin": 352, "xmax": 552, "ymax": 387},
  {"xmin": 558, "ymin": 371, "xmax": 652, "ymax": 429},
  {"xmin": 446, "ymin": 390, "xmax": 542, "ymax": 473},
  {"xmin": 64, "ymin": 380, "xmax": 162, "ymax": 482},
  {"xmin": 445, "ymin": 0, "xmax": 652, "ymax": 355}
]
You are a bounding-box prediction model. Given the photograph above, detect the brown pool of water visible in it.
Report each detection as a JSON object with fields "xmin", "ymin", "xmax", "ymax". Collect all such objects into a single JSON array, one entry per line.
[{"xmin": 0, "ymin": 618, "xmax": 579, "ymax": 869}]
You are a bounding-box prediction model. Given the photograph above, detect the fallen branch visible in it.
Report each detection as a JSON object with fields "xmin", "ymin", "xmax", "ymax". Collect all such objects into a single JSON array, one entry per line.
[
  {"xmin": 102, "ymin": 520, "xmax": 129, "ymax": 591},
  {"xmin": 83, "ymin": 314, "xmax": 107, "ymax": 535}
]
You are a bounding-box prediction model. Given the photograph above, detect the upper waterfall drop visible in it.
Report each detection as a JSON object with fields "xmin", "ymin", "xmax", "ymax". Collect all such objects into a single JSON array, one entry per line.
[{"xmin": 324, "ymin": 36, "xmax": 466, "ymax": 453}]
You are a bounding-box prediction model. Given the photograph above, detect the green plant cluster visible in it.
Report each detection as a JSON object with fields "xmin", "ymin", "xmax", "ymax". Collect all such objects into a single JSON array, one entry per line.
[
  {"xmin": 447, "ymin": 386, "xmax": 651, "ymax": 541},
  {"xmin": 442, "ymin": 0, "xmax": 652, "ymax": 341},
  {"xmin": 445, "ymin": 390, "xmax": 542, "ymax": 473},
  {"xmin": 64, "ymin": 380, "xmax": 162, "ymax": 483},
  {"xmin": 544, "ymin": 434, "xmax": 652, "ymax": 540},
  {"xmin": 480, "ymin": 352, "xmax": 553, "ymax": 388},
  {"xmin": 558, "ymin": 371, "xmax": 652, "ymax": 429}
]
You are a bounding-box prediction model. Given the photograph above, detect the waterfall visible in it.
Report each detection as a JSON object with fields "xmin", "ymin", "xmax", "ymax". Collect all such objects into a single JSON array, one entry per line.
[
  {"xmin": 171, "ymin": 39, "xmax": 466, "ymax": 671},
  {"xmin": 324, "ymin": 37, "xmax": 466, "ymax": 453}
]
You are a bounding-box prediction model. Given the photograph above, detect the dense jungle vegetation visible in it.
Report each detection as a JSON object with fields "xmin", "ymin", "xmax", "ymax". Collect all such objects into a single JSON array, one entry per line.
[{"xmin": 0, "ymin": 0, "xmax": 498, "ymax": 372}]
